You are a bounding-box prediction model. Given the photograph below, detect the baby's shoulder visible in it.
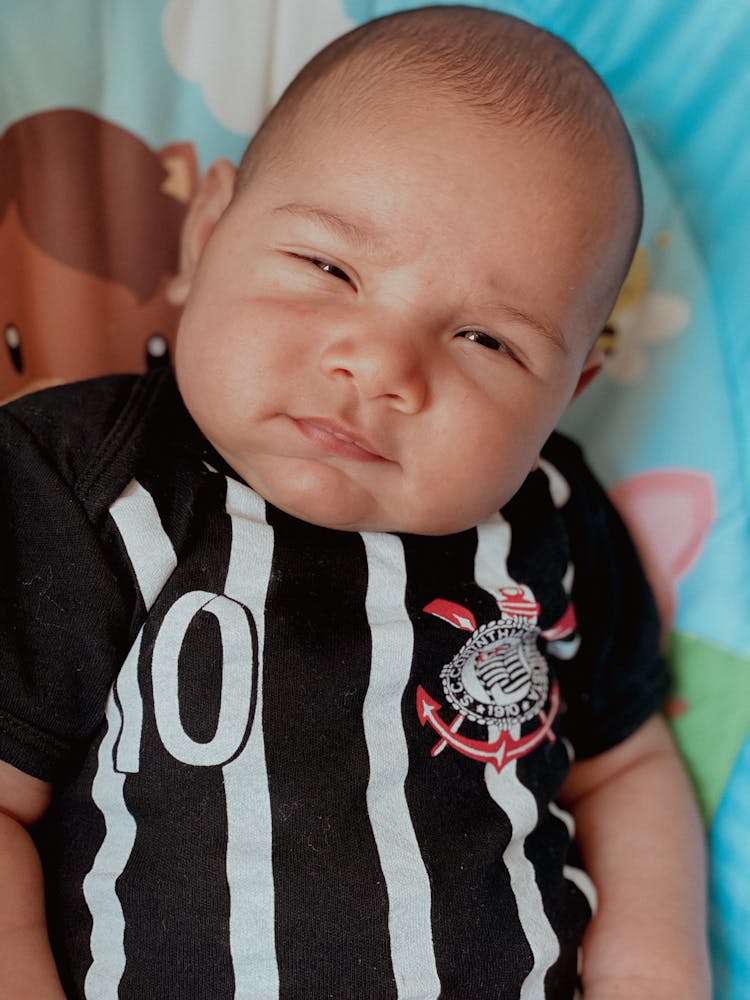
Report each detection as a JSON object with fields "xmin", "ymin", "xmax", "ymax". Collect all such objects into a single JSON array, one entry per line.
[
  {"xmin": 0, "ymin": 369, "xmax": 173, "ymax": 501},
  {"xmin": 3, "ymin": 372, "xmax": 141, "ymax": 437}
]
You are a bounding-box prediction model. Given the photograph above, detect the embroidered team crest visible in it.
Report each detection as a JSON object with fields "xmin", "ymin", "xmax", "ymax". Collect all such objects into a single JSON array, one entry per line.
[
  {"xmin": 440, "ymin": 619, "xmax": 548, "ymax": 728},
  {"xmin": 417, "ymin": 587, "xmax": 567, "ymax": 773}
]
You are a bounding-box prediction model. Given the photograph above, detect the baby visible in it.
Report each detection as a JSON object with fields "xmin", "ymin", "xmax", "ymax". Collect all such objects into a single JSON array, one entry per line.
[{"xmin": 0, "ymin": 6, "xmax": 709, "ymax": 999}]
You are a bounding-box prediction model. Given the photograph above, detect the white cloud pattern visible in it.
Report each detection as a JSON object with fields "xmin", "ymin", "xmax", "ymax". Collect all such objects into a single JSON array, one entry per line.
[{"xmin": 162, "ymin": 0, "xmax": 355, "ymax": 136}]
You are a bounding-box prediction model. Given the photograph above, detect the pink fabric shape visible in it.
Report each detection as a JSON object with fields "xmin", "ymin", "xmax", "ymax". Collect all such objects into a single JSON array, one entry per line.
[{"xmin": 609, "ymin": 470, "xmax": 716, "ymax": 632}]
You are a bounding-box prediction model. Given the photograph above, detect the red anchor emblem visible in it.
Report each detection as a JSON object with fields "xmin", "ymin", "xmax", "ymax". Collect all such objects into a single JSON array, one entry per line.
[{"xmin": 416, "ymin": 681, "xmax": 559, "ymax": 773}]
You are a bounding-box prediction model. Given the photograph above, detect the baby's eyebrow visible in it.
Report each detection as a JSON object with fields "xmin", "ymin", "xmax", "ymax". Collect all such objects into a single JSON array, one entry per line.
[
  {"xmin": 489, "ymin": 300, "xmax": 569, "ymax": 355},
  {"xmin": 273, "ymin": 201, "xmax": 568, "ymax": 353},
  {"xmin": 272, "ymin": 202, "xmax": 394, "ymax": 258}
]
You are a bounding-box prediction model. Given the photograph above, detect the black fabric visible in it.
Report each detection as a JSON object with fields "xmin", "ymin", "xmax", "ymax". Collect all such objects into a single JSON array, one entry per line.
[
  {"xmin": 401, "ymin": 530, "xmax": 533, "ymax": 998},
  {"xmin": 541, "ymin": 434, "xmax": 669, "ymax": 759},
  {"xmin": 261, "ymin": 508, "xmax": 396, "ymax": 996},
  {"xmin": 0, "ymin": 370, "xmax": 669, "ymax": 999}
]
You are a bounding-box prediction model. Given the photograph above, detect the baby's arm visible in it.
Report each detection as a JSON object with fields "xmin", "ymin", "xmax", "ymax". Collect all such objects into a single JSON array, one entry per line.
[
  {"xmin": 561, "ymin": 714, "xmax": 710, "ymax": 999},
  {"xmin": 0, "ymin": 760, "xmax": 66, "ymax": 998}
]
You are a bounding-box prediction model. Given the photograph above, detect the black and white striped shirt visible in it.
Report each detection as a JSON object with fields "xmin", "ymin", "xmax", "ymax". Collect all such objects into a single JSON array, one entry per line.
[{"xmin": 0, "ymin": 371, "xmax": 668, "ymax": 999}]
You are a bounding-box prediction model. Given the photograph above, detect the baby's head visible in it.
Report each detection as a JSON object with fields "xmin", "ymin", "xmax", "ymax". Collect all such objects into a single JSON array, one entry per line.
[{"xmin": 172, "ymin": 5, "xmax": 641, "ymax": 535}]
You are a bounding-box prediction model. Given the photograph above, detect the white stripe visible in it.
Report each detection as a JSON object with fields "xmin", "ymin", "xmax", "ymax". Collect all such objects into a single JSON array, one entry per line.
[
  {"xmin": 221, "ymin": 479, "xmax": 279, "ymax": 1000},
  {"xmin": 486, "ymin": 760, "xmax": 560, "ymax": 997},
  {"xmin": 548, "ymin": 803, "xmax": 598, "ymax": 911},
  {"xmin": 563, "ymin": 865, "xmax": 598, "ymax": 915},
  {"xmin": 85, "ymin": 479, "xmax": 178, "ymax": 997},
  {"xmin": 537, "ymin": 459, "xmax": 570, "ymax": 509},
  {"xmin": 476, "ymin": 515, "xmax": 559, "ymax": 997},
  {"xmin": 474, "ymin": 514, "xmax": 515, "ymax": 595},
  {"xmin": 109, "ymin": 479, "xmax": 177, "ymax": 608},
  {"xmin": 361, "ymin": 532, "xmax": 441, "ymax": 1000},
  {"xmin": 113, "ymin": 632, "xmax": 144, "ymax": 773},
  {"xmin": 548, "ymin": 800, "xmax": 575, "ymax": 838},
  {"xmin": 83, "ymin": 696, "xmax": 135, "ymax": 999},
  {"xmin": 546, "ymin": 636, "xmax": 580, "ymax": 661}
]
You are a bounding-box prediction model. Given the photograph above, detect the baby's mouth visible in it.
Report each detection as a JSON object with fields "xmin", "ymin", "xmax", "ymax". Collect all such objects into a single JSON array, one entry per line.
[{"xmin": 292, "ymin": 417, "xmax": 386, "ymax": 462}]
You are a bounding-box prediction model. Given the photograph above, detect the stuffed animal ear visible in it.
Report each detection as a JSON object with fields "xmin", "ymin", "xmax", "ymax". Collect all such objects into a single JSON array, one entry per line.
[
  {"xmin": 157, "ymin": 142, "xmax": 201, "ymax": 205},
  {"xmin": 166, "ymin": 158, "xmax": 237, "ymax": 307}
]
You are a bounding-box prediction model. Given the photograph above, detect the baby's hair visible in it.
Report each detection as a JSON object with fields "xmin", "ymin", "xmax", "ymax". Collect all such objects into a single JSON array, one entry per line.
[
  {"xmin": 243, "ymin": 8, "xmax": 637, "ymax": 174},
  {"xmin": 238, "ymin": 4, "xmax": 642, "ymax": 316}
]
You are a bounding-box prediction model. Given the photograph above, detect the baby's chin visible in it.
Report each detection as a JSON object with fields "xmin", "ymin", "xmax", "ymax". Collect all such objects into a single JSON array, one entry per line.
[
  {"xmin": 236, "ymin": 480, "xmax": 463, "ymax": 536},
  {"xmin": 255, "ymin": 487, "xmax": 406, "ymax": 535},
  {"xmin": 254, "ymin": 489, "xmax": 496, "ymax": 537},
  {"xmin": 215, "ymin": 448, "xmax": 510, "ymax": 537}
]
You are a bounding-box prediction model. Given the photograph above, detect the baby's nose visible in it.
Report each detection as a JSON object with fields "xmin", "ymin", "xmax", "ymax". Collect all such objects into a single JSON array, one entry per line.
[{"xmin": 319, "ymin": 330, "xmax": 428, "ymax": 413}]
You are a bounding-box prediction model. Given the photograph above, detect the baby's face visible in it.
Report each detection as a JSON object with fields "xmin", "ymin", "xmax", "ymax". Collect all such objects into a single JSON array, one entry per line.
[{"xmin": 175, "ymin": 98, "xmax": 621, "ymax": 534}]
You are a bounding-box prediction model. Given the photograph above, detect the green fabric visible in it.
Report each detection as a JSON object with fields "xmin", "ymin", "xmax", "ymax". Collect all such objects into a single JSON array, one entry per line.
[{"xmin": 668, "ymin": 632, "xmax": 750, "ymax": 824}]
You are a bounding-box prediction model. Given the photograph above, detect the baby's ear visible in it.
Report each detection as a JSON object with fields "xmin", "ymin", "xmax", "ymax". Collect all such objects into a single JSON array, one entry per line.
[
  {"xmin": 571, "ymin": 343, "xmax": 605, "ymax": 399},
  {"xmin": 166, "ymin": 158, "xmax": 237, "ymax": 306}
]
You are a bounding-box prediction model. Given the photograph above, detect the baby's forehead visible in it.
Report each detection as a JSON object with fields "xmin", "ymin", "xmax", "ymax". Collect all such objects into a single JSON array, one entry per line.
[
  {"xmin": 289, "ymin": 76, "xmax": 603, "ymax": 187},
  {"xmin": 284, "ymin": 40, "xmax": 617, "ymax": 165}
]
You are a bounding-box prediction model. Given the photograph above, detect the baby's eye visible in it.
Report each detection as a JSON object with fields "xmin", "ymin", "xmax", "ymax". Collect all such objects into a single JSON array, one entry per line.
[
  {"xmin": 459, "ymin": 329, "xmax": 511, "ymax": 354},
  {"xmin": 312, "ymin": 258, "xmax": 352, "ymax": 284}
]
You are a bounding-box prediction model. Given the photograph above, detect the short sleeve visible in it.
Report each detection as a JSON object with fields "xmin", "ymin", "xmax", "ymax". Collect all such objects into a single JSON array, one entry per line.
[
  {"xmin": 0, "ymin": 404, "xmax": 134, "ymax": 781},
  {"xmin": 543, "ymin": 434, "xmax": 671, "ymax": 760}
]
